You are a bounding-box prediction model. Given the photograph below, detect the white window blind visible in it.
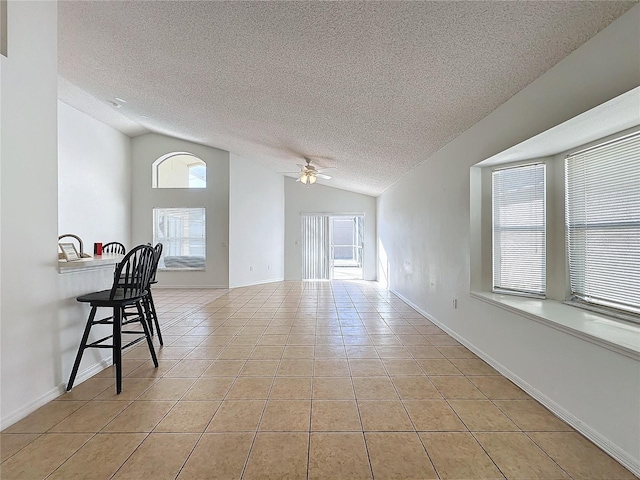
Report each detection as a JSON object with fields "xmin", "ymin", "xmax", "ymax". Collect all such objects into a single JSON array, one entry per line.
[
  {"xmin": 565, "ymin": 132, "xmax": 640, "ymax": 317},
  {"xmin": 492, "ymin": 164, "xmax": 546, "ymax": 296},
  {"xmin": 301, "ymin": 214, "xmax": 331, "ymax": 280},
  {"xmin": 153, "ymin": 207, "xmax": 206, "ymax": 270}
]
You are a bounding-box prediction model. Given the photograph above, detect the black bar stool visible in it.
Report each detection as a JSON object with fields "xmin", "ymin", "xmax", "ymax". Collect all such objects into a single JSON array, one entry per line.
[
  {"xmin": 67, "ymin": 244, "xmax": 158, "ymax": 394},
  {"xmin": 125, "ymin": 243, "xmax": 164, "ymax": 345},
  {"xmin": 102, "ymin": 242, "xmax": 126, "ymax": 255}
]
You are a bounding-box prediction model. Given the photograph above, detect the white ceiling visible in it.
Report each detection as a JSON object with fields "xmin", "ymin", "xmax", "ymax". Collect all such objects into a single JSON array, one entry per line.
[{"xmin": 58, "ymin": 1, "xmax": 635, "ymax": 196}]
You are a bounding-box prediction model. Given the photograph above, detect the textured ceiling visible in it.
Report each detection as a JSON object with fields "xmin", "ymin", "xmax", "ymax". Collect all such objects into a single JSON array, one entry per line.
[{"xmin": 58, "ymin": 1, "xmax": 635, "ymax": 196}]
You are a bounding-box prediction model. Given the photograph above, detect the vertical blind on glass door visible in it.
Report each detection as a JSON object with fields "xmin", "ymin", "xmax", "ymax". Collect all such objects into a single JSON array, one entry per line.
[
  {"xmin": 492, "ymin": 163, "xmax": 546, "ymax": 296},
  {"xmin": 301, "ymin": 214, "xmax": 331, "ymax": 280},
  {"xmin": 565, "ymin": 132, "xmax": 640, "ymax": 316}
]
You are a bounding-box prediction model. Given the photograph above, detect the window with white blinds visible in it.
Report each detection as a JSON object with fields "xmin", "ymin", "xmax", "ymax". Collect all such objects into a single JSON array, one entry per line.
[
  {"xmin": 492, "ymin": 163, "xmax": 546, "ymax": 296},
  {"xmin": 565, "ymin": 132, "xmax": 640, "ymax": 317}
]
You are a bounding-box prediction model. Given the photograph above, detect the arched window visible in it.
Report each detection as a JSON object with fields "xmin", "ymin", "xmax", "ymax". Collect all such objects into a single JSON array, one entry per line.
[{"xmin": 152, "ymin": 152, "xmax": 206, "ymax": 188}]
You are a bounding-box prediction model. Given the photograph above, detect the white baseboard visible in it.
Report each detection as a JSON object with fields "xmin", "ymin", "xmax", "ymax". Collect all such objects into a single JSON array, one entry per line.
[
  {"xmin": 0, "ymin": 358, "xmax": 111, "ymax": 431},
  {"xmin": 390, "ymin": 289, "xmax": 640, "ymax": 478},
  {"xmin": 229, "ymin": 277, "xmax": 285, "ymax": 289}
]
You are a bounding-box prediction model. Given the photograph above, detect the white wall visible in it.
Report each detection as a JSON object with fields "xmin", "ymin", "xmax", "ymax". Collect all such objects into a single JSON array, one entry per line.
[
  {"xmin": 0, "ymin": 1, "xmax": 61, "ymax": 426},
  {"xmin": 58, "ymin": 101, "xmax": 132, "ymax": 249},
  {"xmin": 229, "ymin": 153, "xmax": 285, "ymax": 288},
  {"xmin": 131, "ymin": 133, "xmax": 230, "ymax": 287},
  {"xmin": 284, "ymin": 177, "xmax": 376, "ymax": 281},
  {"xmin": 377, "ymin": 6, "xmax": 640, "ymax": 474}
]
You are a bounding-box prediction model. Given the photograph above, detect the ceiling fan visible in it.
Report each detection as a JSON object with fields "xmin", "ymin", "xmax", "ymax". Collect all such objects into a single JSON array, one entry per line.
[{"xmin": 285, "ymin": 156, "xmax": 336, "ymax": 185}]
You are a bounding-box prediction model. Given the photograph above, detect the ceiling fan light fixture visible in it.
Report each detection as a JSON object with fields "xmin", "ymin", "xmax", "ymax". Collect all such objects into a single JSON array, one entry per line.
[
  {"xmin": 309, "ymin": 175, "xmax": 317, "ymax": 184},
  {"xmin": 300, "ymin": 174, "xmax": 308, "ymax": 184}
]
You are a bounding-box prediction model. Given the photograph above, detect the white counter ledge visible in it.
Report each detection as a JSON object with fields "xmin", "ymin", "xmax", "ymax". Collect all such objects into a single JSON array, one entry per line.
[{"xmin": 58, "ymin": 253, "xmax": 124, "ymax": 273}]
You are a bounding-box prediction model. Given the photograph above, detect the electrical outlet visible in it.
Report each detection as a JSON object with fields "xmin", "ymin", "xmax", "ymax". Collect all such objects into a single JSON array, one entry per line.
[
  {"xmin": 267, "ymin": 264, "xmax": 271, "ymax": 270},
  {"xmin": 249, "ymin": 266, "xmax": 253, "ymax": 272},
  {"xmin": 453, "ymin": 298, "xmax": 458, "ymax": 309}
]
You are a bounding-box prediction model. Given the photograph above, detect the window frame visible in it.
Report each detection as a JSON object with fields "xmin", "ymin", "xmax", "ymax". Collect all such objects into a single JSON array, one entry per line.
[
  {"xmin": 152, "ymin": 207, "xmax": 206, "ymax": 271},
  {"xmin": 152, "ymin": 152, "xmax": 207, "ymax": 189}
]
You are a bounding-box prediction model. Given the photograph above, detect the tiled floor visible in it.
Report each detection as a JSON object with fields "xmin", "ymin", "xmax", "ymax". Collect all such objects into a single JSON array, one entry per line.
[{"xmin": 1, "ymin": 281, "xmax": 634, "ymax": 479}]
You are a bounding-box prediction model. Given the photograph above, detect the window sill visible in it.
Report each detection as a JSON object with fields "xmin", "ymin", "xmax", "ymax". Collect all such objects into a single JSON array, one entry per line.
[{"xmin": 470, "ymin": 291, "xmax": 640, "ymax": 360}]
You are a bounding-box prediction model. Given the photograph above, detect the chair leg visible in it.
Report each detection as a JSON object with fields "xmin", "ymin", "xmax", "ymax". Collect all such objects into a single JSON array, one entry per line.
[
  {"xmin": 113, "ymin": 307, "xmax": 123, "ymax": 395},
  {"xmin": 137, "ymin": 302, "xmax": 159, "ymax": 368},
  {"xmin": 147, "ymin": 290, "xmax": 163, "ymax": 346},
  {"xmin": 67, "ymin": 306, "xmax": 97, "ymax": 391}
]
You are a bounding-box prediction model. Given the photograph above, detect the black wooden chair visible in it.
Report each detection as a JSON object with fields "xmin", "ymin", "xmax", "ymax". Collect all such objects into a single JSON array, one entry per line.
[
  {"xmin": 67, "ymin": 244, "xmax": 158, "ymax": 394},
  {"xmin": 124, "ymin": 243, "xmax": 164, "ymax": 345},
  {"xmin": 102, "ymin": 242, "xmax": 126, "ymax": 255}
]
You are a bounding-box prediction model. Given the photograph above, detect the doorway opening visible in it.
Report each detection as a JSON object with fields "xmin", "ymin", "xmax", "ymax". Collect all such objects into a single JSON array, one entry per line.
[{"xmin": 301, "ymin": 214, "xmax": 364, "ymax": 280}]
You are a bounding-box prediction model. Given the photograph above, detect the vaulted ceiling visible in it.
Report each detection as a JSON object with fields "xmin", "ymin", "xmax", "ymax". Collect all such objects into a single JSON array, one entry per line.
[{"xmin": 58, "ymin": 1, "xmax": 635, "ymax": 196}]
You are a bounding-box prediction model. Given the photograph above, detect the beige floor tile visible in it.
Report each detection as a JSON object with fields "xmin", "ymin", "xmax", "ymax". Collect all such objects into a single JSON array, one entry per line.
[
  {"xmin": 155, "ymin": 346, "xmax": 195, "ymax": 360},
  {"xmin": 288, "ymin": 334, "xmax": 316, "ymax": 345},
  {"xmin": 407, "ymin": 346, "xmax": 445, "ymax": 359},
  {"xmin": 281, "ymin": 345, "xmax": 314, "ymax": 360},
  {"xmin": 226, "ymin": 377, "xmax": 272, "ymax": 399},
  {"xmin": 57, "ymin": 377, "xmax": 114, "ymax": 401},
  {"xmin": 475, "ymin": 432, "xmax": 570, "ymax": 479},
  {"xmin": 391, "ymin": 376, "xmax": 443, "ymax": 400},
  {"xmin": 314, "ymin": 345, "xmax": 346, "ymax": 358},
  {"xmin": 137, "ymin": 378, "xmax": 196, "ymax": 400},
  {"xmin": 126, "ymin": 359, "xmax": 179, "ymax": 378},
  {"xmin": 217, "ymin": 345, "xmax": 254, "ymax": 360},
  {"xmin": 431, "ymin": 376, "xmax": 486, "ymax": 399},
  {"xmin": 383, "ymin": 359, "xmax": 424, "ymax": 375},
  {"xmin": 358, "ymin": 400, "xmax": 414, "ymax": 431},
  {"xmin": 202, "ymin": 359, "xmax": 245, "ymax": 376},
  {"xmin": 403, "ymin": 400, "xmax": 467, "ymax": 431},
  {"xmin": 366, "ymin": 432, "xmax": 438, "ymax": 479},
  {"xmin": 437, "ymin": 346, "xmax": 478, "ymax": 358},
  {"xmin": 2, "ymin": 401, "xmax": 86, "ymax": 433},
  {"xmin": 277, "ymin": 359, "xmax": 314, "ymax": 376},
  {"xmin": 0, "ymin": 433, "xmax": 40, "ymax": 462},
  {"xmin": 309, "ymin": 432, "xmax": 372, "ymax": 479},
  {"xmin": 206, "ymin": 400, "xmax": 265, "ymax": 432},
  {"xmin": 164, "ymin": 359, "xmax": 213, "ymax": 377},
  {"xmin": 239, "ymin": 360, "xmax": 279, "ymax": 376},
  {"xmin": 103, "ymin": 400, "xmax": 175, "ymax": 432},
  {"xmin": 269, "ymin": 377, "xmax": 312, "ymax": 399},
  {"xmin": 312, "ymin": 400, "xmax": 362, "ymax": 431},
  {"xmin": 349, "ymin": 358, "xmax": 387, "ymax": 376},
  {"xmin": 49, "ymin": 401, "xmax": 129, "ymax": 432},
  {"xmin": 260, "ymin": 400, "xmax": 311, "ymax": 431},
  {"xmin": 449, "ymin": 400, "xmax": 519, "ymax": 431},
  {"xmin": 177, "ymin": 433, "xmax": 253, "ymax": 479},
  {"xmin": 494, "ymin": 401, "xmax": 573, "ymax": 432},
  {"xmin": 315, "ymin": 335, "xmax": 344, "ymax": 345},
  {"xmin": 314, "ymin": 359, "xmax": 351, "ymax": 376},
  {"xmin": 370, "ymin": 335, "xmax": 402, "ymax": 346},
  {"xmin": 112, "ymin": 433, "xmax": 199, "ymax": 479},
  {"xmin": 353, "ymin": 376, "xmax": 399, "ymax": 399},
  {"xmin": 182, "ymin": 377, "xmax": 234, "ymax": 400},
  {"xmin": 529, "ymin": 432, "xmax": 635, "ymax": 480},
  {"xmin": 243, "ymin": 432, "xmax": 309, "ymax": 480},
  {"xmin": 376, "ymin": 346, "xmax": 412, "ymax": 358},
  {"xmin": 229, "ymin": 335, "xmax": 261, "ymax": 346},
  {"xmin": 47, "ymin": 433, "xmax": 146, "ymax": 480},
  {"xmin": 313, "ymin": 377, "xmax": 355, "ymax": 399},
  {"xmin": 93, "ymin": 378, "xmax": 158, "ymax": 401},
  {"xmin": 199, "ymin": 335, "xmax": 233, "ymax": 347},
  {"xmin": 345, "ymin": 345, "xmax": 379, "ymax": 358},
  {"xmin": 450, "ymin": 358, "xmax": 499, "ymax": 375},
  {"xmin": 420, "ymin": 432, "xmax": 505, "ymax": 479},
  {"xmin": 470, "ymin": 376, "xmax": 530, "ymax": 400},
  {"xmin": 154, "ymin": 401, "xmax": 220, "ymax": 432},
  {"xmin": 184, "ymin": 340, "xmax": 223, "ymax": 360},
  {"xmin": 0, "ymin": 433, "xmax": 91, "ymax": 479},
  {"xmin": 94, "ymin": 359, "xmax": 146, "ymax": 378},
  {"xmin": 250, "ymin": 345, "xmax": 284, "ymax": 360},
  {"xmin": 417, "ymin": 358, "xmax": 462, "ymax": 375},
  {"xmin": 258, "ymin": 334, "xmax": 288, "ymax": 345}
]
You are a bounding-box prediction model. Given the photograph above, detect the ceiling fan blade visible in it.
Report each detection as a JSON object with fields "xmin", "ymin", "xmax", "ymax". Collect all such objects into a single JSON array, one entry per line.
[
  {"xmin": 316, "ymin": 167, "xmax": 337, "ymax": 173},
  {"xmin": 316, "ymin": 173, "xmax": 332, "ymax": 179},
  {"xmin": 295, "ymin": 177, "xmax": 301, "ymax": 182}
]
